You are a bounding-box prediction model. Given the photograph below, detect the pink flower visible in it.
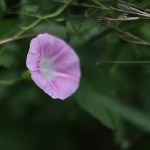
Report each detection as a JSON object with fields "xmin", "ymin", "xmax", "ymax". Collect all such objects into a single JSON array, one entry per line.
[{"xmin": 26, "ymin": 33, "xmax": 81, "ymax": 100}]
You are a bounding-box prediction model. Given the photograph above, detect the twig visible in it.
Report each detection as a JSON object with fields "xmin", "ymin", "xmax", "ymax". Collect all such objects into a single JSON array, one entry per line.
[
  {"xmin": 96, "ymin": 16, "xmax": 140, "ymax": 21},
  {"xmin": 0, "ymin": 33, "xmax": 37, "ymax": 45},
  {"xmin": 111, "ymin": 7, "xmax": 150, "ymax": 18},
  {"xmin": 119, "ymin": 35, "xmax": 150, "ymax": 46},
  {"xmin": 54, "ymin": 0, "xmax": 112, "ymax": 10},
  {"xmin": 16, "ymin": 0, "xmax": 74, "ymax": 36},
  {"xmin": 96, "ymin": 60, "xmax": 150, "ymax": 65}
]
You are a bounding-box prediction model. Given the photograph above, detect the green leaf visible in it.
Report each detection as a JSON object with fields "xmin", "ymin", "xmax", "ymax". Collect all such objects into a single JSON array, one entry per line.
[
  {"xmin": 0, "ymin": 0, "xmax": 6, "ymax": 11},
  {"xmin": 75, "ymin": 80, "xmax": 118, "ymax": 129},
  {"xmin": 75, "ymin": 80, "xmax": 150, "ymax": 132}
]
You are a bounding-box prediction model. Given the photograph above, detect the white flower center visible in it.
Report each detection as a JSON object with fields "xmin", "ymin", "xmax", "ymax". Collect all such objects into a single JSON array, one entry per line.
[
  {"xmin": 39, "ymin": 58, "xmax": 55, "ymax": 80},
  {"xmin": 39, "ymin": 55, "xmax": 70, "ymax": 81}
]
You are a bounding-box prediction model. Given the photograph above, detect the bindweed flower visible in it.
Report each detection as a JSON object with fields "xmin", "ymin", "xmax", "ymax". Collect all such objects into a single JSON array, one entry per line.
[{"xmin": 26, "ymin": 33, "xmax": 81, "ymax": 100}]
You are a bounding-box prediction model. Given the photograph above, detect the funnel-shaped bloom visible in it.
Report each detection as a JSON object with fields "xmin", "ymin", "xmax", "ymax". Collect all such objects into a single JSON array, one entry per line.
[{"xmin": 26, "ymin": 33, "xmax": 80, "ymax": 100}]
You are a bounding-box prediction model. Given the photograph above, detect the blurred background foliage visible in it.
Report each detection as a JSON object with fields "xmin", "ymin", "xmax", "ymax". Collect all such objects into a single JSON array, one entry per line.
[{"xmin": 0, "ymin": 0, "xmax": 150, "ymax": 149}]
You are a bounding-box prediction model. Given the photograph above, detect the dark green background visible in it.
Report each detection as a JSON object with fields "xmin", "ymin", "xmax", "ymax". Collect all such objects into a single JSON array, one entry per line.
[{"xmin": 0, "ymin": 0, "xmax": 150, "ymax": 149}]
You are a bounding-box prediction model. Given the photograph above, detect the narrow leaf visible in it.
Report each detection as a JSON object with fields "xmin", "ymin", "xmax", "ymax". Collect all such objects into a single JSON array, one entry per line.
[{"xmin": 75, "ymin": 80, "xmax": 150, "ymax": 132}]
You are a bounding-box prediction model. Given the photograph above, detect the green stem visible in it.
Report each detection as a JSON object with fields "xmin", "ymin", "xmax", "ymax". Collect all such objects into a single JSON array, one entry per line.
[
  {"xmin": 0, "ymin": 78, "xmax": 21, "ymax": 85},
  {"xmin": 100, "ymin": 61, "xmax": 150, "ymax": 64},
  {"xmin": 17, "ymin": 19, "xmax": 42, "ymax": 36},
  {"xmin": 22, "ymin": 70, "xmax": 31, "ymax": 80},
  {"xmin": 44, "ymin": 0, "xmax": 73, "ymax": 19},
  {"xmin": 93, "ymin": 0, "xmax": 113, "ymax": 16},
  {"xmin": 0, "ymin": 70, "xmax": 31, "ymax": 86},
  {"xmin": 16, "ymin": 0, "xmax": 74, "ymax": 36},
  {"xmin": 1, "ymin": 0, "xmax": 74, "ymax": 55}
]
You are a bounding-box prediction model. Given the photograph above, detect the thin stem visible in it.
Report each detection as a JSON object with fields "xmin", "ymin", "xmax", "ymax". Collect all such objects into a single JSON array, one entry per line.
[
  {"xmin": 16, "ymin": 19, "xmax": 42, "ymax": 36},
  {"xmin": 118, "ymin": 0, "xmax": 150, "ymax": 13},
  {"xmin": 97, "ymin": 61, "xmax": 150, "ymax": 65},
  {"xmin": 93, "ymin": 0, "xmax": 113, "ymax": 16},
  {"xmin": 0, "ymin": 70, "xmax": 31, "ymax": 86},
  {"xmin": 96, "ymin": 16, "xmax": 140, "ymax": 21},
  {"xmin": 0, "ymin": 0, "xmax": 74, "ymax": 55},
  {"xmin": 0, "ymin": 78, "xmax": 21, "ymax": 85},
  {"xmin": 16, "ymin": 0, "xmax": 74, "ymax": 36},
  {"xmin": 111, "ymin": 7, "xmax": 150, "ymax": 18},
  {"xmin": 0, "ymin": 33, "xmax": 37, "ymax": 45}
]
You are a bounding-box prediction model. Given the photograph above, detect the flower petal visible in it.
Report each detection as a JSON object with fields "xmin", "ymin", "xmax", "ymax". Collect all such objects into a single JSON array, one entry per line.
[
  {"xmin": 51, "ymin": 45, "xmax": 80, "ymax": 78},
  {"xmin": 26, "ymin": 53, "xmax": 40, "ymax": 71},
  {"xmin": 26, "ymin": 33, "xmax": 81, "ymax": 100},
  {"xmin": 28, "ymin": 38, "xmax": 41, "ymax": 55},
  {"xmin": 36, "ymin": 33, "xmax": 66, "ymax": 59},
  {"xmin": 31, "ymin": 70, "xmax": 47, "ymax": 90},
  {"xmin": 44, "ymin": 76, "xmax": 79, "ymax": 100}
]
